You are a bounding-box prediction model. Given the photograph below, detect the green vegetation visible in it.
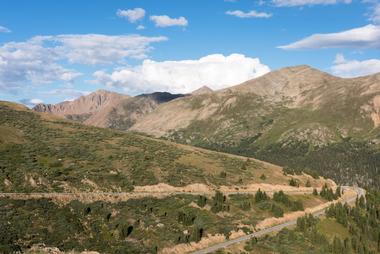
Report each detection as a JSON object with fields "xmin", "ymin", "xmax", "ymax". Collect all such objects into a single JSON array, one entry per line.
[
  {"xmin": 0, "ymin": 191, "xmax": 314, "ymax": 253},
  {"xmin": 320, "ymin": 184, "xmax": 340, "ymax": 201},
  {"xmin": 0, "ymin": 102, "xmax": 285, "ymax": 192},
  {"xmin": 167, "ymin": 91, "xmax": 380, "ymax": 190},
  {"xmin": 239, "ymin": 191, "xmax": 380, "ymax": 254},
  {"xmin": 273, "ymin": 191, "xmax": 304, "ymax": 211}
]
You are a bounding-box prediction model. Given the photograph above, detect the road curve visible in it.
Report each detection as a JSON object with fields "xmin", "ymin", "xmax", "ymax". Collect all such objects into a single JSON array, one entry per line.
[{"xmin": 190, "ymin": 186, "xmax": 366, "ymax": 254}]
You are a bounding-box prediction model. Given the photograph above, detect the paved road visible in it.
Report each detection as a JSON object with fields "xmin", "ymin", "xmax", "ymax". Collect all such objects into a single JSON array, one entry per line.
[{"xmin": 190, "ymin": 186, "xmax": 366, "ymax": 254}]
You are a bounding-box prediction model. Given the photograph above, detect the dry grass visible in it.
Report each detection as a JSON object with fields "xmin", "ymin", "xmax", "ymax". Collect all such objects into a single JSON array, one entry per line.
[{"xmin": 0, "ymin": 126, "xmax": 24, "ymax": 144}]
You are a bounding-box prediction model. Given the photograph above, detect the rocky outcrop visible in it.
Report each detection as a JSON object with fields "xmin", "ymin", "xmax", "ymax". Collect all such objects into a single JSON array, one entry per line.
[{"xmin": 33, "ymin": 90, "xmax": 128, "ymax": 123}]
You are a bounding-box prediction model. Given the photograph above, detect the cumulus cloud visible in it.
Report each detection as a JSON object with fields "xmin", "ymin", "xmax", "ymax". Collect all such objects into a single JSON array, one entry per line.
[
  {"xmin": 0, "ymin": 26, "xmax": 11, "ymax": 33},
  {"xmin": 30, "ymin": 98, "xmax": 43, "ymax": 104},
  {"xmin": 150, "ymin": 15, "xmax": 188, "ymax": 27},
  {"xmin": 0, "ymin": 38, "xmax": 81, "ymax": 92},
  {"xmin": 226, "ymin": 10, "xmax": 272, "ymax": 18},
  {"xmin": 47, "ymin": 34, "xmax": 167, "ymax": 64},
  {"xmin": 272, "ymin": 0, "xmax": 351, "ymax": 7},
  {"xmin": 0, "ymin": 34, "xmax": 167, "ymax": 92},
  {"xmin": 117, "ymin": 8, "xmax": 146, "ymax": 23},
  {"xmin": 278, "ymin": 24, "xmax": 380, "ymax": 49},
  {"xmin": 19, "ymin": 98, "xmax": 44, "ymax": 107},
  {"xmin": 331, "ymin": 54, "xmax": 380, "ymax": 77},
  {"xmin": 91, "ymin": 54, "xmax": 270, "ymax": 94}
]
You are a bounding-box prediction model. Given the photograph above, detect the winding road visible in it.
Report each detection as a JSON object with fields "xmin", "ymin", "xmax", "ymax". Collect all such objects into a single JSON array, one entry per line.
[
  {"xmin": 0, "ymin": 185, "xmax": 365, "ymax": 254},
  {"xmin": 190, "ymin": 186, "xmax": 366, "ymax": 254}
]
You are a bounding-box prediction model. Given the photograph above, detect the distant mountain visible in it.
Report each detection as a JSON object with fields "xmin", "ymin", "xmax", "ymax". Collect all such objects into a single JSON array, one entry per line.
[
  {"xmin": 130, "ymin": 65, "xmax": 380, "ymax": 189},
  {"xmin": 33, "ymin": 90, "xmax": 186, "ymax": 130},
  {"xmin": 192, "ymin": 85, "xmax": 213, "ymax": 95},
  {"xmin": 106, "ymin": 92, "xmax": 187, "ymax": 130},
  {"xmin": 33, "ymin": 89, "xmax": 128, "ymax": 124}
]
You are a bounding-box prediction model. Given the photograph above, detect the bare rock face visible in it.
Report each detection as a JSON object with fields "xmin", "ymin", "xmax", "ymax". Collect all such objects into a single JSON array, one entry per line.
[
  {"xmin": 33, "ymin": 90, "xmax": 129, "ymax": 125},
  {"xmin": 33, "ymin": 90, "xmax": 186, "ymax": 130}
]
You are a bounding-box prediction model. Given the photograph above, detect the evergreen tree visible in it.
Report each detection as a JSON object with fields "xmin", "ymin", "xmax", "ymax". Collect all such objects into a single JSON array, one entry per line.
[{"xmin": 255, "ymin": 189, "xmax": 269, "ymax": 203}]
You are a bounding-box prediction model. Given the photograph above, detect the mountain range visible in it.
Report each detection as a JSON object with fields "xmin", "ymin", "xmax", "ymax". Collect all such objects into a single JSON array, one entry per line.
[
  {"xmin": 33, "ymin": 65, "xmax": 380, "ymax": 189},
  {"xmin": 34, "ymin": 90, "xmax": 187, "ymax": 130}
]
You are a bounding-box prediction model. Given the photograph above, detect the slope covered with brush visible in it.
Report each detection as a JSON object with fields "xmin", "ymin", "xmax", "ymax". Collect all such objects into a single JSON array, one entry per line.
[
  {"xmin": 130, "ymin": 66, "xmax": 380, "ymax": 189},
  {"xmin": 0, "ymin": 101, "xmax": 299, "ymax": 193}
]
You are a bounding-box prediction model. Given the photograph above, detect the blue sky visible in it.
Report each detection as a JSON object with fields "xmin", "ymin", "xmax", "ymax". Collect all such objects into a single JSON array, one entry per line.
[{"xmin": 0, "ymin": 0, "xmax": 380, "ymax": 105}]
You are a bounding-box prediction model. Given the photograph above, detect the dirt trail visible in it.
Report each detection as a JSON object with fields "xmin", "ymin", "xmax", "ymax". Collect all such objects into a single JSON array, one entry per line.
[{"xmin": 0, "ymin": 182, "xmax": 329, "ymax": 204}]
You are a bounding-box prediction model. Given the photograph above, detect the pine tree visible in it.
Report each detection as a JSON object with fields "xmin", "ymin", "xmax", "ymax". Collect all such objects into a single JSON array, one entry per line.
[{"xmin": 255, "ymin": 189, "xmax": 269, "ymax": 203}]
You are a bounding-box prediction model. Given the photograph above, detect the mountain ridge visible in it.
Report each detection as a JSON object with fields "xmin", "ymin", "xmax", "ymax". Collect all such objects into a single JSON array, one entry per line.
[{"xmin": 33, "ymin": 90, "xmax": 186, "ymax": 130}]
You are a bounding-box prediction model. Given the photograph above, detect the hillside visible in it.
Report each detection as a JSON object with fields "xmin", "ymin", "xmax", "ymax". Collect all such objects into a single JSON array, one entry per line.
[
  {"xmin": 0, "ymin": 101, "xmax": 337, "ymax": 253},
  {"xmin": 2, "ymin": 100, "xmax": 331, "ymax": 192},
  {"xmin": 129, "ymin": 66, "xmax": 380, "ymax": 189},
  {"xmin": 221, "ymin": 191, "xmax": 379, "ymax": 254}
]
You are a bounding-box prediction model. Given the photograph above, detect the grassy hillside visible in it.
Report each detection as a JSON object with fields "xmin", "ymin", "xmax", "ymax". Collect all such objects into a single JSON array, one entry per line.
[
  {"xmin": 0, "ymin": 101, "xmax": 300, "ymax": 193},
  {"xmin": 0, "ymin": 101, "xmax": 336, "ymax": 253},
  {"xmin": 0, "ymin": 191, "xmax": 325, "ymax": 253},
  {"xmin": 128, "ymin": 67, "xmax": 380, "ymax": 189},
  {"xmin": 167, "ymin": 93, "xmax": 380, "ymax": 189}
]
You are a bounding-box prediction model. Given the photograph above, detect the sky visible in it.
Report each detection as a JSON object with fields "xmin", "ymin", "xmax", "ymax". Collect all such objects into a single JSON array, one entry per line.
[{"xmin": 0, "ymin": 0, "xmax": 380, "ymax": 106}]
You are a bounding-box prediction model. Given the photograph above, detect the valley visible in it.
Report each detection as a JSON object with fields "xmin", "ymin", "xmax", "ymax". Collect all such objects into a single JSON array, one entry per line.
[{"xmin": 2, "ymin": 66, "xmax": 380, "ymax": 253}]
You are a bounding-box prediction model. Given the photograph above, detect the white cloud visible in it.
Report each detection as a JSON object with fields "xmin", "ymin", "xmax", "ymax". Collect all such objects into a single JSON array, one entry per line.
[
  {"xmin": 370, "ymin": 3, "xmax": 380, "ymax": 24},
  {"xmin": 0, "ymin": 34, "xmax": 167, "ymax": 92},
  {"xmin": 278, "ymin": 24, "xmax": 380, "ymax": 49},
  {"xmin": 0, "ymin": 38, "xmax": 81, "ymax": 91},
  {"xmin": 30, "ymin": 98, "xmax": 43, "ymax": 104},
  {"xmin": 91, "ymin": 54, "xmax": 270, "ymax": 94},
  {"xmin": 331, "ymin": 54, "xmax": 380, "ymax": 77},
  {"xmin": 150, "ymin": 15, "xmax": 188, "ymax": 27},
  {"xmin": 48, "ymin": 34, "xmax": 167, "ymax": 64},
  {"xmin": 0, "ymin": 26, "xmax": 11, "ymax": 33},
  {"xmin": 226, "ymin": 10, "xmax": 272, "ymax": 18},
  {"xmin": 137, "ymin": 25, "xmax": 145, "ymax": 30},
  {"xmin": 272, "ymin": 0, "xmax": 351, "ymax": 7},
  {"xmin": 19, "ymin": 98, "xmax": 44, "ymax": 107},
  {"xmin": 60, "ymin": 71, "xmax": 82, "ymax": 82},
  {"xmin": 117, "ymin": 8, "xmax": 146, "ymax": 23}
]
